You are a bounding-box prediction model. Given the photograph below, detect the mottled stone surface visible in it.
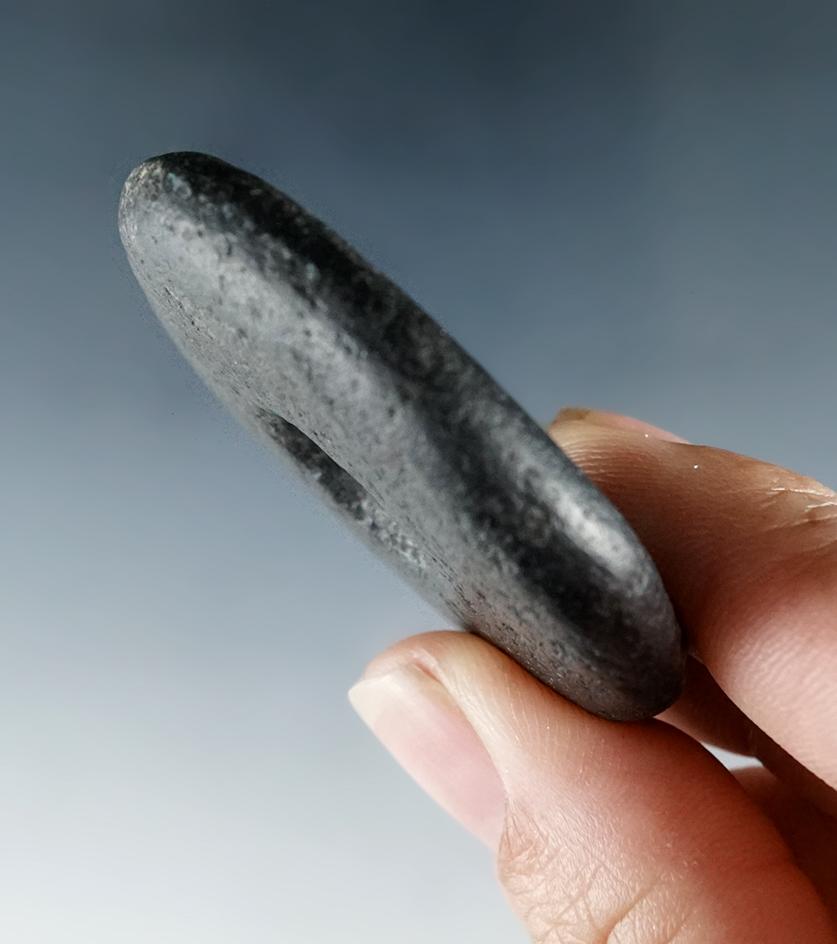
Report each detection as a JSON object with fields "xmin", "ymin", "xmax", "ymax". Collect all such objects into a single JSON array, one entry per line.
[{"xmin": 119, "ymin": 152, "xmax": 686, "ymax": 720}]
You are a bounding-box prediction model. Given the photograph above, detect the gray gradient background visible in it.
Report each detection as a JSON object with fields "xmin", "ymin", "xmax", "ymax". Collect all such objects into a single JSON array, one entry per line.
[{"xmin": 3, "ymin": 2, "xmax": 837, "ymax": 941}]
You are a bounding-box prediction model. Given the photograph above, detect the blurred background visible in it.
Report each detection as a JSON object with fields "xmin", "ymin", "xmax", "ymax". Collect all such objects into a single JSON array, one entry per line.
[{"xmin": 3, "ymin": 1, "xmax": 837, "ymax": 940}]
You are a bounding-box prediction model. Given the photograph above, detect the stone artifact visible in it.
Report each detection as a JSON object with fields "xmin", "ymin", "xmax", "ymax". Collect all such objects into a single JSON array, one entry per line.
[{"xmin": 119, "ymin": 152, "xmax": 686, "ymax": 721}]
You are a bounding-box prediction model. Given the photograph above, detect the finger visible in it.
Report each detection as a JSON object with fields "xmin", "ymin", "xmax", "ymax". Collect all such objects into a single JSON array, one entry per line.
[
  {"xmin": 736, "ymin": 767, "xmax": 837, "ymax": 925},
  {"xmin": 662, "ymin": 658, "xmax": 837, "ymax": 819},
  {"xmin": 350, "ymin": 631, "xmax": 834, "ymax": 943},
  {"xmin": 549, "ymin": 410, "xmax": 837, "ymax": 789},
  {"xmin": 551, "ymin": 410, "xmax": 837, "ymax": 815},
  {"xmin": 554, "ymin": 407, "xmax": 689, "ymax": 443}
]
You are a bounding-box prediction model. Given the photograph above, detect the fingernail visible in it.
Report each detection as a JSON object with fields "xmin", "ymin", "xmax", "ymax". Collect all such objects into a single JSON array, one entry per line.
[
  {"xmin": 349, "ymin": 664, "xmax": 506, "ymax": 848},
  {"xmin": 551, "ymin": 406, "xmax": 688, "ymax": 443}
]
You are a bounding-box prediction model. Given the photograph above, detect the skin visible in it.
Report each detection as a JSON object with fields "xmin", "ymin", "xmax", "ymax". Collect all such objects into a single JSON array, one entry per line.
[{"xmin": 349, "ymin": 409, "xmax": 837, "ymax": 943}]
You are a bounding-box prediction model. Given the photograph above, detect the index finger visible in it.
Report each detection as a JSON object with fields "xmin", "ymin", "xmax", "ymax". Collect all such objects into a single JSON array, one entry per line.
[{"xmin": 550, "ymin": 411, "xmax": 837, "ymax": 790}]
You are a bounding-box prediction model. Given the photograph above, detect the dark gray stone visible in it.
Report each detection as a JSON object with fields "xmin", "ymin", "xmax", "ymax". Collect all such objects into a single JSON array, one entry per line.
[{"xmin": 119, "ymin": 152, "xmax": 686, "ymax": 720}]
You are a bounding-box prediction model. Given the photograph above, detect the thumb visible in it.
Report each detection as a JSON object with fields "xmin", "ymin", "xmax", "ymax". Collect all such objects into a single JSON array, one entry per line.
[{"xmin": 349, "ymin": 632, "xmax": 833, "ymax": 943}]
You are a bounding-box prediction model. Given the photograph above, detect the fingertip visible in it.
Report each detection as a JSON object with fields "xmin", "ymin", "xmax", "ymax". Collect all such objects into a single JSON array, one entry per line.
[
  {"xmin": 354, "ymin": 629, "xmax": 488, "ymax": 686},
  {"xmin": 348, "ymin": 652, "xmax": 507, "ymax": 848},
  {"xmin": 550, "ymin": 406, "xmax": 689, "ymax": 443}
]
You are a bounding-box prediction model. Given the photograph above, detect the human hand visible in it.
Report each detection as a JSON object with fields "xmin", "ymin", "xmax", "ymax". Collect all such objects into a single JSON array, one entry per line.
[{"xmin": 349, "ymin": 409, "xmax": 836, "ymax": 943}]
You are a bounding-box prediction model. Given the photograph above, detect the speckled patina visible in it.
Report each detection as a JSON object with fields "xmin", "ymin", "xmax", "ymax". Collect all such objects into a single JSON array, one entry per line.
[{"xmin": 119, "ymin": 152, "xmax": 686, "ymax": 720}]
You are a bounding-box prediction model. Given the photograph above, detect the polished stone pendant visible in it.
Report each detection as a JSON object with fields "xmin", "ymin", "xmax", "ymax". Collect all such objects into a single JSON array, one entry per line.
[{"xmin": 119, "ymin": 152, "xmax": 686, "ymax": 721}]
